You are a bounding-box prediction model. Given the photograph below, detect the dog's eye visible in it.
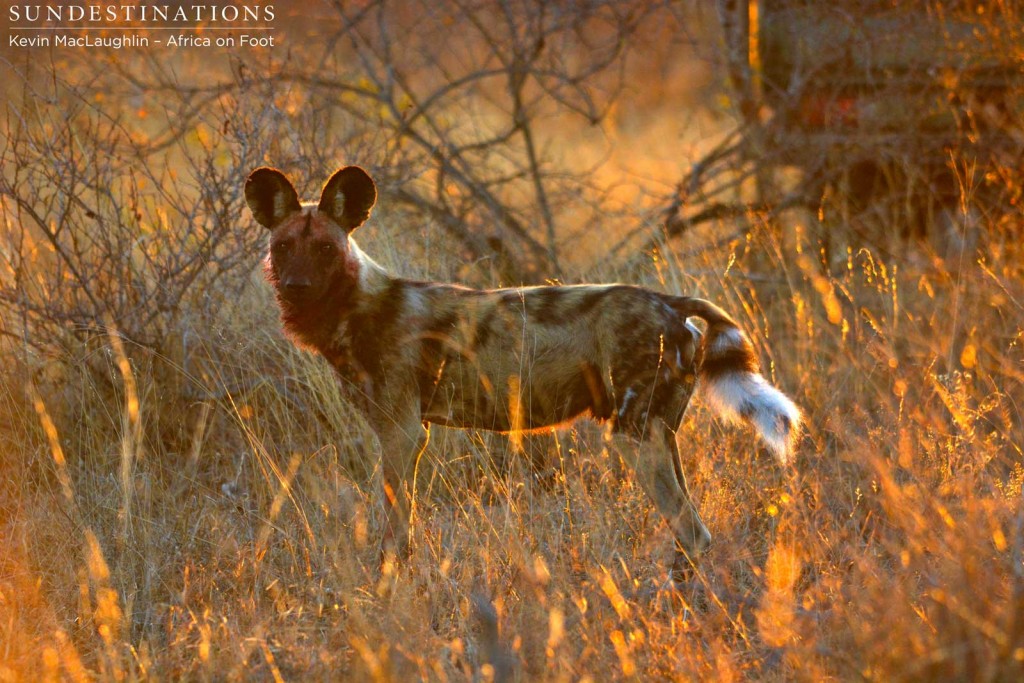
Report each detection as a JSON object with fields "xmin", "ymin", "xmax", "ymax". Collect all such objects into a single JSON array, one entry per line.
[
  {"xmin": 272, "ymin": 241, "xmax": 289, "ymax": 253},
  {"xmin": 319, "ymin": 243, "xmax": 334, "ymax": 254}
]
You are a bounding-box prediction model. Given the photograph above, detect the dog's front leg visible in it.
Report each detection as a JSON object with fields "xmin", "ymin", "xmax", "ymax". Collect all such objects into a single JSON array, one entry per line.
[{"xmin": 369, "ymin": 403, "xmax": 430, "ymax": 560}]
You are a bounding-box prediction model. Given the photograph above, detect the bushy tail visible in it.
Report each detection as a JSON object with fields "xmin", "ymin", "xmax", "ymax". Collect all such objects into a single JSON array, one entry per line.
[{"xmin": 671, "ymin": 297, "xmax": 802, "ymax": 464}]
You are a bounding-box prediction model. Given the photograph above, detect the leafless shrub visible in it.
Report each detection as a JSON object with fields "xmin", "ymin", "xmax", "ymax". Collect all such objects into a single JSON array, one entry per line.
[{"xmin": 2, "ymin": 0, "xmax": 669, "ymax": 403}]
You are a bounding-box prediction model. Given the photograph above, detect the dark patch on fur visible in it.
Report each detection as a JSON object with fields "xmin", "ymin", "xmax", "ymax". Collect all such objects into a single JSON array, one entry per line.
[
  {"xmin": 701, "ymin": 343, "xmax": 759, "ymax": 379},
  {"xmin": 577, "ymin": 286, "xmax": 620, "ymax": 316},
  {"xmin": 608, "ymin": 312, "xmax": 699, "ymax": 436},
  {"xmin": 498, "ymin": 289, "xmax": 526, "ymax": 309},
  {"xmin": 522, "ymin": 286, "xmax": 631, "ymax": 327},
  {"xmin": 472, "ymin": 307, "xmax": 498, "ymax": 351},
  {"xmin": 580, "ymin": 362, "xmax": 612, "ymax": 420},
  {"xmin": 612, "ymin": 304, "xmax": 652, "ymax": 346},
  {"xmin": 415, "ymin": 310, "xmax": 460, "ymax": 390},
  {"xmin": 350, "ymin": 278, "xmax": 407, "ymax": 380},
  {"xmin": 525, "ymin": 287, "xmax": 567, "ymax": 326},
  {"xmin": 496, "ymin": 287, "xmax": 572, "ymax": 326}
]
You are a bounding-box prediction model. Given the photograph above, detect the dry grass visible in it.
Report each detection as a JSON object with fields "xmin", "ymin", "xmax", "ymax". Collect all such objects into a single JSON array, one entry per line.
[
  {"xmin": 3, "ymin": 214, "xmax": 1023, "ymax": 681},
  {"xmin": 2, "ymin": 4, "xmax": 1024, "ymax": 679}
]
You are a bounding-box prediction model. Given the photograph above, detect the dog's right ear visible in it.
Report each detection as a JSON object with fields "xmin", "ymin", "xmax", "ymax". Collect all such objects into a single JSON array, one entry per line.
[{"xmin": 245, "ymin": 167, "xmax": 301, "ymax": 229}]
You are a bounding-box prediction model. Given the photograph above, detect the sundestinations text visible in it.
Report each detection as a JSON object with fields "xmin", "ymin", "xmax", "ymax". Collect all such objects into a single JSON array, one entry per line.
[{"xmin": 8, "ymin": 4, "xmax": 275, "ymax": 23}]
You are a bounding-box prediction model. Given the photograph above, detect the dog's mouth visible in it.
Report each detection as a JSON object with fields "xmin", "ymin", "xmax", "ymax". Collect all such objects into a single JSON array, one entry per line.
[{"xmin": 277, "ymin": 286, "xmax": 316, "ymax": 307}]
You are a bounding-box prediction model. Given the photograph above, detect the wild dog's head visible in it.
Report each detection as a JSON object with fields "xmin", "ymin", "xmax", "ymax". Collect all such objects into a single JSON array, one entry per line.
[{"xmin": 245, "ymin": 166, "xmax": 376, "ymax": 310}]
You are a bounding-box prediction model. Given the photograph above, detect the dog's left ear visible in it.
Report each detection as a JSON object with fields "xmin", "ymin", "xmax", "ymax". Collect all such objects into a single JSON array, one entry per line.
[{"xmin": 318, "ymin": 166, "xmax": 377, "ymax": 233}]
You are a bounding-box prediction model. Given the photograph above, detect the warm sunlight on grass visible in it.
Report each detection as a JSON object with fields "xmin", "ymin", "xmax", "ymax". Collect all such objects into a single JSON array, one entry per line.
[
  {"xmin": 4, "ymin": 213, "xmax": 1022, "ymax": 679},
  {"xmin": 2, "ymin": 2, "xmax": 1023, "ymax": 680}
]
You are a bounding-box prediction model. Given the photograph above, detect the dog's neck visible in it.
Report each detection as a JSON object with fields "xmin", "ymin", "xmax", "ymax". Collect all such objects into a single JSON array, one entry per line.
[{"xmin": 347, "ymin": 239, "xmax": 393, "ymax": 301}]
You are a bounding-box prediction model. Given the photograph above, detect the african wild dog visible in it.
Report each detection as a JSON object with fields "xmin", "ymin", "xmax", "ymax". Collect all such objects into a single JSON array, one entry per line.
[{"xmin": 245, "ymin": 165, "xmax": 801, "ymax": 581}]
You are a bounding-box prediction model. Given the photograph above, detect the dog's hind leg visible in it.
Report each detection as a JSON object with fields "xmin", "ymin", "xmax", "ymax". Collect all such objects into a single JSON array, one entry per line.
[{"xmin": 607, "ymin": 418, "xmax": 711, "ymax": 586}]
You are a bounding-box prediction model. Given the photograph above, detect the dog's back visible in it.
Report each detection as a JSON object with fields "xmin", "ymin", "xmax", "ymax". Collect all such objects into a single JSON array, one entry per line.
[
  {"xmin": 336, "ymin": 278, "xmax": 799, "ymax": 462},
  {"xmin": 363, "ymin": 282, "xmax": 702, "ymax": 435}
]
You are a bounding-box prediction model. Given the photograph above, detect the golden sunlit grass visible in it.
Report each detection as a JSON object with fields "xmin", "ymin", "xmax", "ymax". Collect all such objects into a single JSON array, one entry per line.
[
  {"xmin": 2, "ymin": 212, "xmax": 1023, "ymax": 680},
  {"xmin": 2, "ymin": 3, "xmax": 1024, "ymax": 677}
]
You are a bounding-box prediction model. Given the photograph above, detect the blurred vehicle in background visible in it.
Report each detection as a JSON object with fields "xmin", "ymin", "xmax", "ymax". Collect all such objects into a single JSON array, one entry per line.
[{"xmin": 716, "ymin": 0, "xmax": 1024, "ymax": 254}]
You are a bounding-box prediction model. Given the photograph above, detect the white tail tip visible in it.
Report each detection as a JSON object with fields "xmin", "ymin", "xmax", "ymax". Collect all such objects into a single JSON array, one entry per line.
[{"xmin": 704, "ymin": 372, "xmax": 802, "ymax": 465}]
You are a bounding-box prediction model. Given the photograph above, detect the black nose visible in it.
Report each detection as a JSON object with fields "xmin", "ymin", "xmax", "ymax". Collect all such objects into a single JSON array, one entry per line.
[{"xmin": 283, "ymin": 278, "xmax": 312, "ymax": 291}]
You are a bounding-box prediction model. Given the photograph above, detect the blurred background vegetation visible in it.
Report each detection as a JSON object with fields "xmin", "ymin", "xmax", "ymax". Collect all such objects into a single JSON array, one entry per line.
[{"xmin": 1, "ymin": 1, "xmax": 1023, "ymax": 679}]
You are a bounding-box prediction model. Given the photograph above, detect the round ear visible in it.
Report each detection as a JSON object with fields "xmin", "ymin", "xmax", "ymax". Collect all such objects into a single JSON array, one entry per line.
[
  {"xmin": 245, "ymin": 167, "xmax": 301, "ymax": 229},
  {"xmin": 318, "ymin": 166, "xmax": 377, "ymax": 232}
]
